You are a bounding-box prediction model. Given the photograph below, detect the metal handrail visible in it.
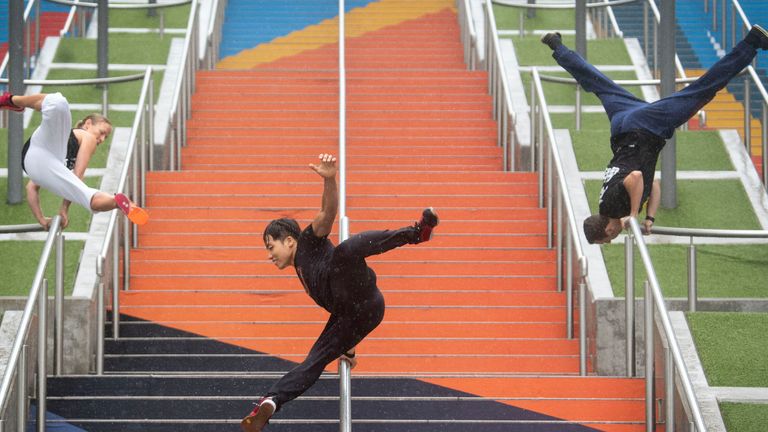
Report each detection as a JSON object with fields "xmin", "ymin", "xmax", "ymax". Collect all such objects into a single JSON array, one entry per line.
[
  {"xmin": 0, "ymin": 216, "xmax": 64, "ymax": 432},
  {"xmin": 44, "ymin": 0, "xmax": 191, "ymax": 9},
  {"xmin": 167, "ymin": 0, "xmax": 200, "ymax": 170},
  {"xmin": 0, "ymin": 224, "xmax": 46, "ymax": 234},
  {"xmin": 531, "ymin": 68, "xmax": 589, "ymax": 374},
  {"xmin": 492, "ymin": 0, "xmax": 637, "ymax": 9},
  {"xmin": 94, "ymin": 66, "xmax": 154, "ymax": 373},
  {"xmin": 626, "ymin": 219, "xmax": 708, "ymax": 431},
  {"xmin": 458, "ymin": 0, "xmax": 479, "ymax": 70},
  {"xmin": 0, "ymin": 72, "xmax": 147, "ymax": 86},
  {"xmin": 483, "ymin": 0, "xmax": 517, "ymax": 170},
  {"xmin": 337, "ymin": 2, "xmax": 353, "ymax": 432}
]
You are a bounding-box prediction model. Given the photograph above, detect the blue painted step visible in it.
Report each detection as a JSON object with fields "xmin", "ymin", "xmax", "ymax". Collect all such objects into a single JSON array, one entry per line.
[{"xmin": 220, "ymin": 0, "xmax": 380, "ymax": 58}]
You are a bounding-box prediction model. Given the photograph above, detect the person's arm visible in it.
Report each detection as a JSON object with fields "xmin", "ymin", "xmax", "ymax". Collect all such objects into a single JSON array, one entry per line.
[
  {"xmin": 58, "ymin": 133, "xmax": 98, "ymax": 227},
  {"xmin": 309, "ymin": 154, "xmax": 338, "ymax": 238},
  {"xmin": 622, "ymin": 170, "xmax": 644, "ymax": 223},
  {"xmin": 26, "ymin": 180, "xmax": 51, "ymax": 230},
  {"xmin": 642, "ymin": 180, "xmax": 660, "ymax": 234}
]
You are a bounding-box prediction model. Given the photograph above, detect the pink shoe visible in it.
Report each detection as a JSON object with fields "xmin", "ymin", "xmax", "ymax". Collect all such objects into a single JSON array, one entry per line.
[
  {"xmin": 114, "ymin": 193, "xmax": 149, "ymax": 225},
  {"xmin": 0, "ymin": 92, "xmax": 24, "ymax": 112},
  {"xmin": 241, "ymin": 397, "xmax": 276, "ymax": 432}
]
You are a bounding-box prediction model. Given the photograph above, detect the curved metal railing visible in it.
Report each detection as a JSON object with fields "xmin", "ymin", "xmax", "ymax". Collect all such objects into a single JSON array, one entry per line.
[
  {"xmin": 531, "ymin": 68, "xmax": 588, "ymax": 375},
  {"xmin": 167, "ymin": 0, "xmax": 200, "ymax": 170},
  {"xmin": 626, "ymin": 220, "xmax": 708, "ymax": 431},
  {"xmin": 646, "ymin": 225, "xmax": 768, "ymax": 311},
  {"xmin": 0, "ymin": 216, "xmax": 64, "ymax": 432},
  {"xmin": 94, "ymin": 66, "xmax": 154, "ymax": 374}
]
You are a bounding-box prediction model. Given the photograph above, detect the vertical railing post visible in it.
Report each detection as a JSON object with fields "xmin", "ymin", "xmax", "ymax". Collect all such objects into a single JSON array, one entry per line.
[
  {"xmin": 744, "ymin": 76, "xmax": 751, "ymax": 155},
  {"xmin": 566, "ymin": 229, "xmax": 573, "ymax": 339},
  {"xmin": 338, "ymin": 1, "xmax": 352, "ymax": 431},
  {"xmin": 54, "ymin": 231, "xmax": 64, "ymax": 376},
  {"xmin": 96, "ymin": 257, "xmax": 105, "ymax": 375},
  {"xmin": 687, "ymin": 239, "xmax": 697, "ymax": 312},
  {"xmin": 37, "ymin": 279, "xmax": 47, "ymax": 432},
  {"xmin": 644, "ymin": 280, "xmax": 655, "ymax": 432},
  {"xmin": 763, "ymin": 104, "xmax": 767, "ymax": 187},
  {"xmin": 16, "ymin": 345, "xmax": 27, "ymax": 432},
  {"xmin": 625, "ymin": 234, "xmax": 635, "ymax": 377},
  {"xmin": 578, "ymin": 257, "xmax": 587, "ymax": 376},
  {"xmin": 665, "ymin": 347, "xmax": 675, "ymax": 432}
]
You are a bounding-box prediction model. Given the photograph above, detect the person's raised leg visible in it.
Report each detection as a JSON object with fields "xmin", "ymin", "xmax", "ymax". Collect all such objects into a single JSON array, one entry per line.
[
  {"xmin": 628, "ymin": 25, "xmax": 768, "ymax": 138},
  {"xmin": 333, "ymin": 208, "xmax": 440, "ymax": 262},
  {"xmin": 541, "ymin": 32, "xmax": 646, "ymax": 123}
]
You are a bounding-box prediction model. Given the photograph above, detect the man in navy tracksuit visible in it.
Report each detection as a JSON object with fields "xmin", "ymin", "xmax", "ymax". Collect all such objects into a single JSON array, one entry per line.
[{"xmin": 541, "ymin": 25, "xmax": 768, "ymax": 244}]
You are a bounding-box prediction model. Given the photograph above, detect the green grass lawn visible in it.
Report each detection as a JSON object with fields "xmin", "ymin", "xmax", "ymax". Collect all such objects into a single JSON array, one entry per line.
[
  {"xmin": 54, "ymin": 35, "xmax": 173, "ymax": 65},
  {"xmin": 572, "ymin": 130, "xmax": 732, "ymax": 171},
  {"xmin": 0, "ymin": 177, "xmax": 98, "ymax": 231},
  {"xmin": 604, "ymin": 244, "xmax": 768, "ymax": 298},
  {"xmin": 513, "ymin": 35, "xmax": 631, "ymax": 67},
  {"xmin": 109, "ymin": 4, "xmax": 191, "ymax": 29},
  {"xmin": 0, "ymin": 240, "xmax": 84, "ymax": 296},
  {"xmin": 584, "ymin": 179, "xmax": 760, "ymax": 229},
  {"xmin": 688, "ymin": 312, "xmax": 768, "ymax": 387},
  {"xmin": 719, "ymin": 403, "xmax": 768, "ymax": 431},
  {"xmin": 493, "ymin": 4, "xmax": 574, "ymax": 32},
  {"xmin": 41, "ymin": 69, "xmax": 164, "ymax": 105}
]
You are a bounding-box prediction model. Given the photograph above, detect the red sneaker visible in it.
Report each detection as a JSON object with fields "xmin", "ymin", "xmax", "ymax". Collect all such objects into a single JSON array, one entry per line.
[
  {"xmin": 415, "ymin": 207, "xmax": 439, "ymax": 243},
  {"xmin": 241, "ymin": 397, "xmax": 276, "ymax": 432},
  {"xmin": 0, "ymin": 92, "xmax": 24, "ymax": 112},
  {"xmin": 114, "ymin": 193, "xmax": 149, "ymax": 225}
]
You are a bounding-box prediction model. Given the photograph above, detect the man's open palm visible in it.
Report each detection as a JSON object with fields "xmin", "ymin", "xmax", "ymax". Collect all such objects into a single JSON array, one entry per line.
[{"xmin": 309, "ymin": 153, "xmax": 337, "ymax": 178}]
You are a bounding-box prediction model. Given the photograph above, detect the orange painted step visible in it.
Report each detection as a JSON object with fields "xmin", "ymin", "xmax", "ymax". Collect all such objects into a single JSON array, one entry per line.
[
  {"xmin": 138, "ymin": 220, "xmax": 545, "ymax": 235},
  {"xmin": 129, "ymin": 260, "xmax": 556, "ymax": 277},
  {"xmin": 132, "ymin": 206, "xmax": 547, "ymax": 221},
  {"xmin": 131, "ymin": 247, "xmax": 555, "ymax": 262},
  {"xmin": 126, "ymin": 276, "xmax": 557, "ymax": 291},
  {"xmin": 135, "ymin": 233, "xmax": 548, "ymax": 248},
  {"xmin": 145, "ymin": 194, "xmax": 531, "ymax": 208},
  {"xmin": 113, "ymin": 320, "xmax": 569, "ymax": 340},
  {"xmin": 144, "ymin": 180, "xmax": 533, "ymax": 195},
  {"xmin": 118, "ymin": 306, "xmax": 568, "ymax": 325},
  {"xmin": 119, "ymin": 291, "xmax": 568, "ymax": 308},
  {"xmin": 147, "ymin": 170, "xmax": 536, "ymax": 183}
]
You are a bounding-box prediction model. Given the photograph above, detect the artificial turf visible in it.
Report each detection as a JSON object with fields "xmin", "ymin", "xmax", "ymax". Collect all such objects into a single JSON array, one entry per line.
[{"xmin": 687, "ymin": 312, "xmax": 768, "ymax": 387}]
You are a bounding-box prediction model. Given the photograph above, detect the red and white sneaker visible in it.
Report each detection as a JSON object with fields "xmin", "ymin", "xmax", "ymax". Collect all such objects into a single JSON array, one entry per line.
[
  {"xmin": 241, "ymin": 397, "xmax": 276, "ymax": 432},
  {"xmin": 114, "ymin": 193, "xmax": 149, "ymax": 225},
  {"xmin": 0, "ymin": 92, "xmax": 24, "ymax": 112},
  {"xmin": 414, "ymin": 207, "xmax": 439, "ymax": 243}
]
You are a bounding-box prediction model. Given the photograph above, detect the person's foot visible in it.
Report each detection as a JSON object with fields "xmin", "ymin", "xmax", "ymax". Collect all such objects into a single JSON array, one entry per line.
[
  {"xmin": 540, "ymin": 32, "xmax": 563, "ymax": 50},
  {"xmin": 114, "ymin": 193, "xmax": 150, "ymax": 225},
  {"xmin": 414, "ymin": 207, "xmax": 439, "ymax": 244},
  {"xmin": 0, "ymin": 92, "xmax": 24, "ymax": 112},
  {"xmin": 241, "ymin": 397, "xmax": 276, "ymax": 432},
  {"xmin": 747, "ymin": 25, "xmax": 768, "ymax": 50}
]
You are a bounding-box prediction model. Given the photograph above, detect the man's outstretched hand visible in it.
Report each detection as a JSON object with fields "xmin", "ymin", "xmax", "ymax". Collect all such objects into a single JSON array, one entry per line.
[{"xmin": 309, "ymin": 153, "xmax": 337, "ymax": 179}]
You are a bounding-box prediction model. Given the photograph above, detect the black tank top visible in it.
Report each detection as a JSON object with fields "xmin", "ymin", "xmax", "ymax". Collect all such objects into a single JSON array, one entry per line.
[{"xmin": 21, "ymin": 129, "xmax": 80, "ymax": 173}]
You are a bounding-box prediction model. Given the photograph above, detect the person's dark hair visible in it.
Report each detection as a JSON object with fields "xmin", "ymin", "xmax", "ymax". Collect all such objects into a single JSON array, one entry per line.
[
  {"xmin": 263, "ymin": 218, "xmax": 300, "ymax": 244},
  {"xmin": 583, "ymin": 214, "xmax": 611, "ymax": 244}
]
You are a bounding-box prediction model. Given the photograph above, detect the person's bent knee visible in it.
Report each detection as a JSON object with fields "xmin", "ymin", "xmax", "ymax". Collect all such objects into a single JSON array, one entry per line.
[{"xmin": 44, "ymin": 93, "xmax": 69, "ymax": 115}]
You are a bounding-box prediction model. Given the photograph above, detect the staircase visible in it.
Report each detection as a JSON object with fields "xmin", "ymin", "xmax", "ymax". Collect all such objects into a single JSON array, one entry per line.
[{"xmin": 45, "ymin": 1, "xmax": 648, "ymax": 430}]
